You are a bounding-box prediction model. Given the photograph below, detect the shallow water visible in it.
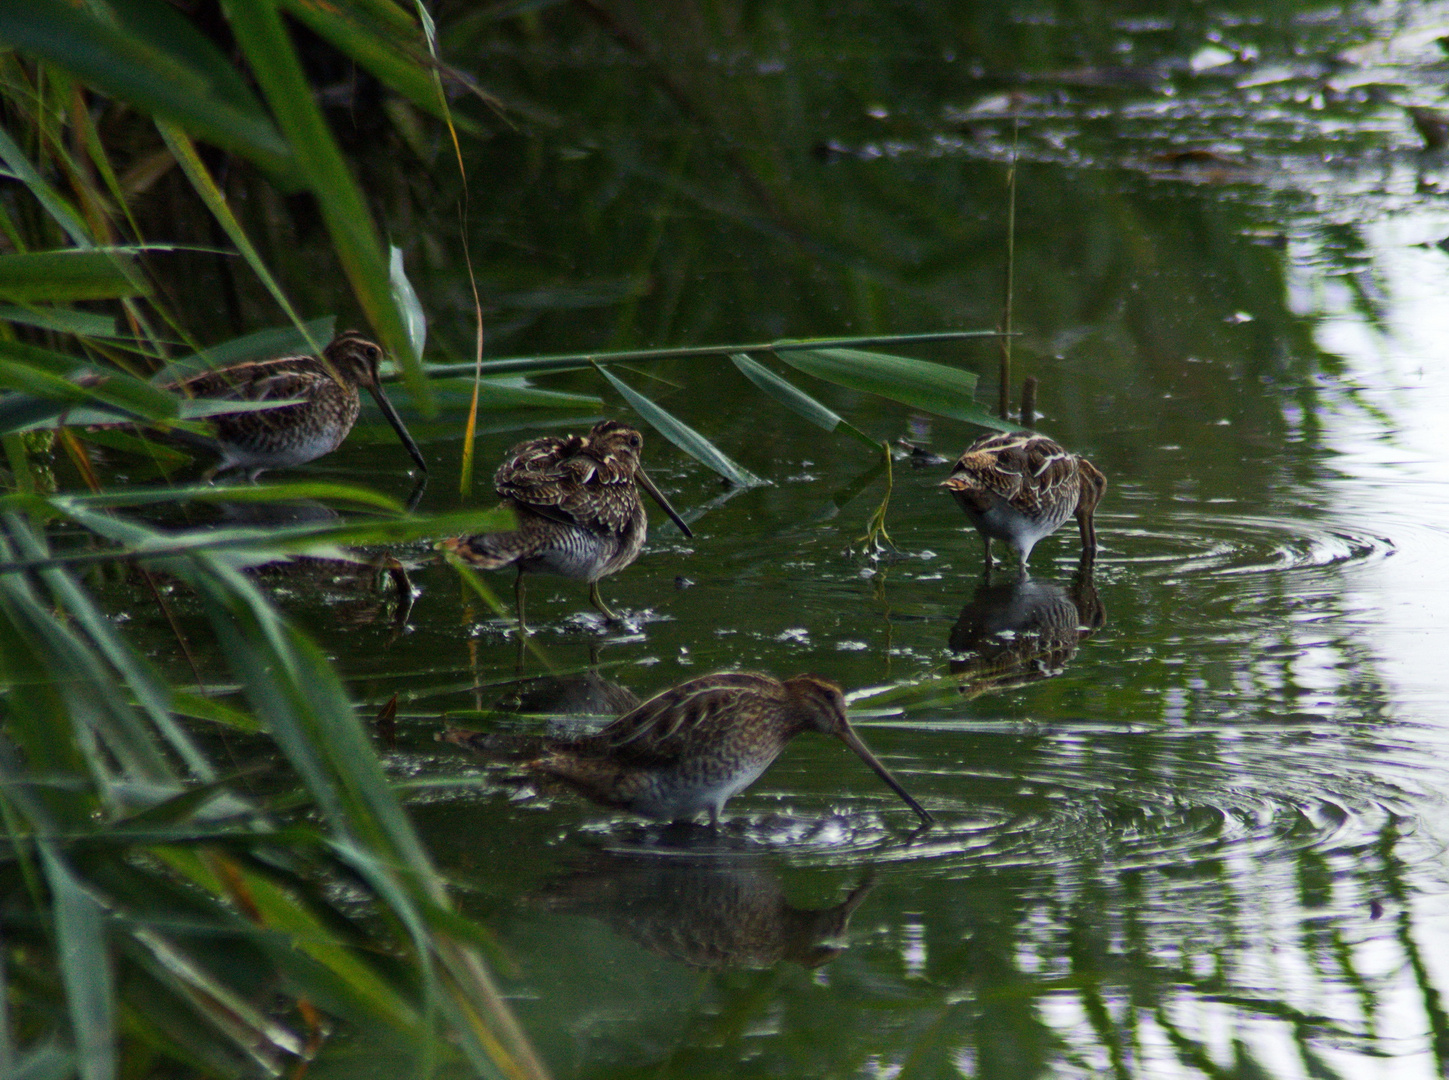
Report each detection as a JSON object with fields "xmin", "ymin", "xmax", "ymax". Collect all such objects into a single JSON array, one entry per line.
[{"xmin": 103, "ymin": 2, "xmax": 1449, "ymax": 1076}]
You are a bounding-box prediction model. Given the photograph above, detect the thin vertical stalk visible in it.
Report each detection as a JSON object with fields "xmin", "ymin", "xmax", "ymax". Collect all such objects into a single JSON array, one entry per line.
[{"xmin": 997, "ymin": 109, "xmax": 1019, "ymax": 421}]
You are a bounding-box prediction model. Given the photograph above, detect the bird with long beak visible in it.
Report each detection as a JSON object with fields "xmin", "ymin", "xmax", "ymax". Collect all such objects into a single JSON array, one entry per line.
[
  {"xmin": 446, "ymin": 672, "xmax": 934, "ymax": 827},
  {"xmin": 162, "ymin": 330, "xmax": 427, "ymax": 480}
]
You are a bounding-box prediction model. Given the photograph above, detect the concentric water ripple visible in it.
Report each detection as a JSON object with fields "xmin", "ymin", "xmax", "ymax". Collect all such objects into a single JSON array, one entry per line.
[{"xmin": 1101, "ymin": 510, "xmax": 1393, "ymax": 578}]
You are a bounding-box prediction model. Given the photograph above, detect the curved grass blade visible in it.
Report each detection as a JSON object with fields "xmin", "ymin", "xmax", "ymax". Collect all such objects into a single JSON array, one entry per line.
[
  {"xmin": 222, "ymin": 0, "xmax": 429, "ymax": 410},
  {"xmin": 0, "ymin": 339, "xmax": 176, "ymax": 417},
  {"xmin": 0, "ymin": 307, "xmax": 123, "ymax": 338},
  {"xmin": 730, "ymin": 353, "xmax": 879, "ymax": 451},
  {"xmin": 0, "ymin": 0, "xmax": 296, "ymax": 179},
  {"xmin": 0, "ymin": 127, "xmax": 92, "ymax": 247},
  {"xmin": 775, "ymin": 347, "xmax": 1018, "ymax": 432},
  {"xmin": 6, "ymin": 517, "xmax": 213, "ymax": 778},
  {"xmin": 53, "ymin": 480, "xmax": 404, "ymax": 513},
  {"xmin": 423, "ymin": 329, "xmax": 1003, "ymax": 379},
  {"xmin": 596, "ymin": 365, "xmax": 761, "ymax": 487}
]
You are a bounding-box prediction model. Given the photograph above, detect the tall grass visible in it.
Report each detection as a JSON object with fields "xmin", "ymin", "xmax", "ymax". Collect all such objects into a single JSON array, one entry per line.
[{"xmin": 0, "ymin": 3, "xmax": 548, "ymax": 1077}]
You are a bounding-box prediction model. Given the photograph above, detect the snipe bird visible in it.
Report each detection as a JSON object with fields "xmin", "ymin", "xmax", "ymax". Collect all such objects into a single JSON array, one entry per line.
[
  {"xmin": 941, "ymin": 431, "xmax": 1106, "ymax": 568},
  {"xmin": 441, "ymin": 420, "xmax": 692, "ymax": 628},
  {"xmin": 447, "ymin": 671, "xmax": 934, "ymax": 826},
  {"xmin": 163, "ymin": 331, "xmax": 427, "ymax": 480}
]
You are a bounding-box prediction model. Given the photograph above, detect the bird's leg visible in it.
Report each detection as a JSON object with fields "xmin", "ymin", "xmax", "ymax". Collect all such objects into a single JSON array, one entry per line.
[
  {"xmin": 981, "ymin": 536, "xmax": 994, "ymax": 571},
  {"xmin": 707, "ymin": 805, "xmax": 720, "ymax": 830},
  {"xmin": 588, "ymin": 581, "xmax": 620, "ymax": 622},
  {"xmin": 514, "ymin": 568, "xmax": 529, "ymax": 635}
]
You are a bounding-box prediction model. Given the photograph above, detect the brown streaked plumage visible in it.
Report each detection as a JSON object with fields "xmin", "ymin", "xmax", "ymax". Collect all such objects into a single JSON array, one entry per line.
[
  {"xmin": 941, "ymin": 431, "xmax": 1106, "ymax": 568},
  {"xmin": 164, "ymin": 331, "xmax": 427, "ymax": 480},
  {"xmin": 441, "ymin": 420, "xmax": 692, "ymax": 628},
  {"xmin": 447, "ymin": 672, "xmax": 933, "ymax": 826}
]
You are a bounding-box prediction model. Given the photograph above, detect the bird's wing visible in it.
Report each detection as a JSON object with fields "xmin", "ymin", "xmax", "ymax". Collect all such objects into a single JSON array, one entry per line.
[
  {"xmin": 168, "ymin": 356, "xmax": 320, "ymax": 401},
  {"xmin": 495, "ymin": 435, "xmax": 636, "ymax": 531},
  {"xmin": 1022, "ymin": 437, "xmax": 1080, "ymax": 504},
  {"xmin": 590, "ymin": 674, "xmax": 776, "ymax": 766}
]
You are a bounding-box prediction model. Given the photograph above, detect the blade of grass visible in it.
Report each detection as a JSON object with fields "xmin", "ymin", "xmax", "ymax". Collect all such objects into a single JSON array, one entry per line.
[
  {"xmin": 221, "ymin": 0, "xmax": 428, "ymax": 409},
  {"xmin": 595, "ymin": 365, "xmax": 761, "ymax": 487},
  {"xmin": 775, "ymin": 347, "xmax": 1018, "ymax": 431},
  {"xmin": 0, "ymin": 306, "xmax": 123, "ymax": 338},
  {"xmin": 0, "ymin": 250, "xmax": 146, "ymax": 303},
  {"xmin": 158, "ymin": 123, "xmax": 323, "ymax": 361},
  {"xmin": 423, "ymin": 329, "xmax": 1003, "ymax": 378},
  {"xmin": 730, "ymin": 353, "xmax": 880, "ymax": 451},
  {"xmin": 0, "ymin": 127, "xmax": 92, "ymax": 247},
  {"xmin": 39, "ymin": 848, "xmax": 116, "ymax": 1080}
]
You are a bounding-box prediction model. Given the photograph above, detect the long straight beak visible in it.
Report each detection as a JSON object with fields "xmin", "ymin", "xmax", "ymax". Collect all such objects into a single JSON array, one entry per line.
[
  {"xmin": 368, "ymin": 385, "xmax": 428, "ymax": 473},
  {"xmin": 635, "ymin": 465, "xmax": 692, "ymax": 538},
  {"xmin": 836, "ymin": 724, "xmax": 934, "ymax": 825}
]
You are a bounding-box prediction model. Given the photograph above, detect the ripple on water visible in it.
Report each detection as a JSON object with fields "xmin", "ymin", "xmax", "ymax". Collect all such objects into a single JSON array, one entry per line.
[{"xmin": 1102, "ymin": 510, "xmax": 1393, "ymax": 579}]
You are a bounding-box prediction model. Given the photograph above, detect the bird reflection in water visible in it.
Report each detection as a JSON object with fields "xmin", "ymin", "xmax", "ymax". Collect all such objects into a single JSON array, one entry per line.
[
  {"xmin": 530, "ymin": 852, "xmax": 875, "ymax": 970},
  {"xmin": 948, "ymin": 561, "xmax": 1105, "ymax": 696}
]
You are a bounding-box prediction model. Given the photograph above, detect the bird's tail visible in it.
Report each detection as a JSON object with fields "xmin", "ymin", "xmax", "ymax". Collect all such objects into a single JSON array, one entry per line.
[{"xmin": 439, "ymin": 532, "xmax": 529, "ymax": 569}]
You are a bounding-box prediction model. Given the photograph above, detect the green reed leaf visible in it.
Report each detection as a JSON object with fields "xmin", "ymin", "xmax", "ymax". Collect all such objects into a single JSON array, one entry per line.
[
  {"xmin": 730, "ymin": 353, "xmax": 881, "ymax": 450},
  {"xmin": 0, "ymin": 307, "xmax": 123, "ymax": 338},
  {"xmin": 0, "ymin": 0, "xmax": 296, "ymax": 179},
  {"xmin": 39, "ymin": 851, "xmax": 116, "ymax": 1080},
  {"xmin": 596, "ymin": 365, "xmax": 762, "ymax": 487},
  {"xmin": 0, "ymin": 250, "xmax": 145, "ymax": 303},
  {"xmin": 0, "ymin": 339, "xmax": 176, "ymax": 416},
  {"xmin": 0, "ymin": 127, "xmax": 92, "ymax": 248},
  {"xmin": 222, "ymin": 0, "xmax": 429, "ymax": 410},
  {"xmin": 774, "ymin": 347, "xmax": 1018, "ymax": 431}
]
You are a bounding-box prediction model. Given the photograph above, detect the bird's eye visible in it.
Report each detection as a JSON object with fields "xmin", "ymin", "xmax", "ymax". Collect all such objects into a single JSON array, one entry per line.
[
  {"xmin": 365, "ymin": 345, "xmax": 381, "ymax": 362},
  {"xmin": 629, "ymin": 434, "xmax": 642, "ymax": 449}
]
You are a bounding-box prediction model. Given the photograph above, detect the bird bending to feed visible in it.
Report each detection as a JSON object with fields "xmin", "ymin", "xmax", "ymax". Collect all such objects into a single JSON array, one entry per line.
[
  {"xmin": 446, "ymin": 671, "xmax": 934, "ymax": 827},
  {"xmin": 162, "ymin": 330, "xmax": 427, "ymax": 480},
  {"xmin": 440, "ymin": 420, "xmax": 692, "ymax": 629},
  {"xmin": 941, "ymin": 431, "xmax": 1106, "ymax": 568}
]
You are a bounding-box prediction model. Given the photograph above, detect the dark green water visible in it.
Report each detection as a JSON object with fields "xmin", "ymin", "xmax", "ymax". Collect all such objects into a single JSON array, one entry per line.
[{"xmin": 123, "ymin": 3, "xmax": 1449, "ymax": 1077}]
